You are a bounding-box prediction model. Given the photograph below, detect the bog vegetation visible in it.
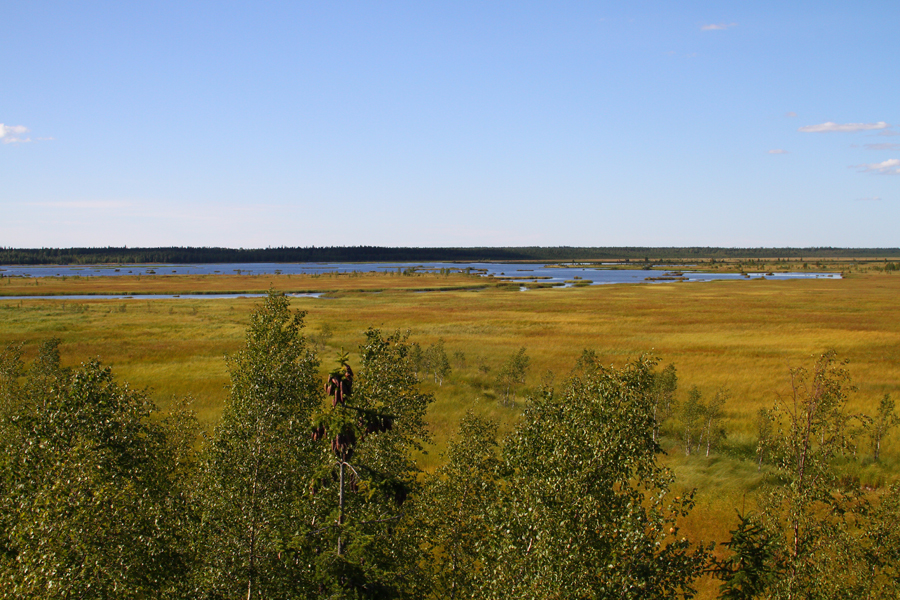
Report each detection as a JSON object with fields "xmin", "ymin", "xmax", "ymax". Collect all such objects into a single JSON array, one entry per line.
[
  {"xmin": 0, "ymin": 258, "xmax": 900, "ymax": 598},
  {"xmin": 2, "ymin": 264, "xmax": 900, "ymax": 598}
]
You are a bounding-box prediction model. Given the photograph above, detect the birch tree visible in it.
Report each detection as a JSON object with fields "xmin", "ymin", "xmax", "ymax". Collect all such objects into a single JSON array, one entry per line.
[
  {"xmin": 488, "ymin": 355, "xmax": 709, "ymax": 598},
  {"xmin": 0, "ymin": 340, "xmax": 195, "ymax": 599},
  {"xmin": 717, "ymin": 351, "xmax": 883, "ymax": 598},
  {"xmin": 869, "ymin": 393, "xmax": 898, "ymax": 463},
  {"xmin": 194, "ymin": 292, "xmax": 321, "ymax": 599},
  {"xmin": 497, "ymin": 347, "xmax": 529, "ymax": 404}
]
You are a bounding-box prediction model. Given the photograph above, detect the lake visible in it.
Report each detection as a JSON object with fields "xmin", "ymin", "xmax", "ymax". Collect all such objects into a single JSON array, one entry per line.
[{"xmin": 0, "ymin": 262, "xmax": 840, "ymax": 288}]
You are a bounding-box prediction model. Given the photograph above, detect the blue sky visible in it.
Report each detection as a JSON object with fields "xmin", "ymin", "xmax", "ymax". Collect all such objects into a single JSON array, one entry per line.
[{"xmin": 3, "ymin": 1, "xmax": 898, "ymax": 248}]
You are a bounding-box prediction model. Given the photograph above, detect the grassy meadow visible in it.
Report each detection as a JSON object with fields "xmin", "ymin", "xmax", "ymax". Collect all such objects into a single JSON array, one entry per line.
[
  {"xmin": 3, "ymin": 265, "xmax": 900, "ymax": 594},
  {"xmin": 0, "ymin": 269, "xmax": 489, "ymax": 295}
]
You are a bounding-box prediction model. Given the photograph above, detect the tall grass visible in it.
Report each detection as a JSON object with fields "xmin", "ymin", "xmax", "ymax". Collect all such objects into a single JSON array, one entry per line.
[{"xmin": 3, "ymin": 270, "xmax": 899, "ymax": 592}]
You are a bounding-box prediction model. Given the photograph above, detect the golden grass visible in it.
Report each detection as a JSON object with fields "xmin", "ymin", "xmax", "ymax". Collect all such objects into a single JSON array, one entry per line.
[
  {"xmin": 3, "ymin": 269, "xmax": 900, "ymax": 591},
  {"xmin": 4, "ymin": 272, "xmax": 899, "ymax": 427},
  {"xmin": 3, "ymin": 272, "xmax": 899, "ymax": 435},
  {"xmin": 0, "ymin": 271, "xmax": 487, "ymax": 296}
]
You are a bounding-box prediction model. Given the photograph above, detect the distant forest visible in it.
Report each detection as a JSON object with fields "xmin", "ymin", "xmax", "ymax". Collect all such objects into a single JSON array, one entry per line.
[{"xmin": 2, "ymin": 246, "xmax": 899, "ymax": 265}]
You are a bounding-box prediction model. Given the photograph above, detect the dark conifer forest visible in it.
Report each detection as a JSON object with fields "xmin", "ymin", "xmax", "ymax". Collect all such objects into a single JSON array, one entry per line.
[{"xmin": 2, "ymin": 246, "xmax": 899, "ymax": 265}]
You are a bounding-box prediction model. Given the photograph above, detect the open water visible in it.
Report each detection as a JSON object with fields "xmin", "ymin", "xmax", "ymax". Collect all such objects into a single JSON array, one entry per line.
[{"xmin": 0, "ymin": 262, "xmax": 840, "ymax": 300}]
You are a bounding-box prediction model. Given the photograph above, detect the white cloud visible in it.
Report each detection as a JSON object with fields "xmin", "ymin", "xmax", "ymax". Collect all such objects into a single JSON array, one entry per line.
[
  {"xmin": 878, "ymin": 129, "xmax": 900, "ymax": 137},
  {"xmin": 798, "ymin": 121, "xmax": 889, "ymax": 133},
  {"xmin": 0, "ymin": 123, "xmax": 31, "ymax": 144},
  {"xmin": 864, "ymin": 143, "xmax": 900, "ymax": 151},
  {"xmin": 855, "ymin": 196, "xmax": 882, "ymax": 202},
  {"xmin": 785, "ymin": 111, "xmax": 798, "ymax": 118},
  {"xmin": 850, "ymin": 158, "xmax": 900, "ymax": 174},
  {"xmin": 701, "ymin": 22, "xmax": 737, "ymax": 30},
  {"xmin": 768, "ymin": 149, "xmax": 789, "ymax": 154}
]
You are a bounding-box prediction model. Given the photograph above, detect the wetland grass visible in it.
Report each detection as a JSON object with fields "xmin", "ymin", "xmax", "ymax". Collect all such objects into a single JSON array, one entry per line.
[
  {"xmin": 3, "ymin": 270, "xmax": 900, "ymax": 592},
  {"xmin": 3, "ymin": 272, "xmax": 899, "ymax": 436}
]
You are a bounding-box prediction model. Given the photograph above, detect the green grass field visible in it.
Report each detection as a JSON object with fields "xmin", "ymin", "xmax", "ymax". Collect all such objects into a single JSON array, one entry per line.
[
  {"xmin": 3, "ymin": 267, "xmax": 900, "ymax": 595},
  {"xmin": 3, "ymin": 268, "xmax": 898, "ymax": 450}
]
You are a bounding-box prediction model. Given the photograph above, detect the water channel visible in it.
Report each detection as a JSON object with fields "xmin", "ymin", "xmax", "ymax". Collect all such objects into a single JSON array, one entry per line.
[{"xmin": 0, "ymin": 262, "xmax": 840, "ymax": 300}]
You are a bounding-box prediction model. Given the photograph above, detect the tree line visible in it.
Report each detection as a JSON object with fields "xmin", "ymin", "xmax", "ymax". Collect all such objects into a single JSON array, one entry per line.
[
  {"xmin": 2, "ymin": 246, "xmax": 899, "ymax": 265},
  {"xmin": 1, "ymin": 293, "xmax": 899, "ymax": 598}
]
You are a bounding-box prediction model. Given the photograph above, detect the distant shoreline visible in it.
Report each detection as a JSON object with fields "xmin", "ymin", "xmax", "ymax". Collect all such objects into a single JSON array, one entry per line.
[{"xmin": 2, "ymin": 246, "xmax": 899, "ymax": 265}]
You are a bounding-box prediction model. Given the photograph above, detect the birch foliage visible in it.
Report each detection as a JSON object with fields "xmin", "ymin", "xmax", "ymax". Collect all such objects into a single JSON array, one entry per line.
[{"xmin": 194, "ymin": 292, "xmax": 321, "ymax": 598}]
